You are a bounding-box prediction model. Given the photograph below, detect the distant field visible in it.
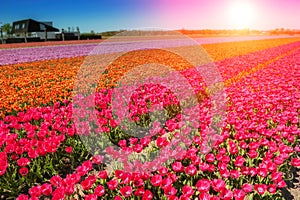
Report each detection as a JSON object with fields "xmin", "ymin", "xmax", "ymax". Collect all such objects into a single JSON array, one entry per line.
[{"xmin": 0, "ymin": 36, "xmax": 299, "ymax": 199}]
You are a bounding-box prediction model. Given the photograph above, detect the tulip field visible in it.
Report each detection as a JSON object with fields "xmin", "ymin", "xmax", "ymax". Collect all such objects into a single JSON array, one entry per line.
[{"xmin": 0, "ymin": 36, "xmax": 300, "ymax": 200}]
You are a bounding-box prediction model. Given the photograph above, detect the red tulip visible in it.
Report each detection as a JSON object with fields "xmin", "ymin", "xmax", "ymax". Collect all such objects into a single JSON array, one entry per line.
[
  {"xmin": 151, "ymin": 174, "xmax": 162, "ymax": 187},
  {"xmin": 40, "ymin": 183, "xmax": 52, "ymax": 196},
  {"xmin": 185, "ymin": 164, "xmax": 197, "ymax": 176},
  {"xmin": 16, "ymin": 194, "xmax": 29, "ymax": 200},
  {"xmin": 182, "ymin": 185, "xmax": 194, "ymax": 197},
  {"xmin": 268, "ymin": 184, "xmax": 277, "ymax": 194},
  {"xmin": 17, "ymin": 157, "xmax": 30, "ymax": 167},
  {"xmin": 242, "ymin": 183, "xmax": 253, "ymax": 193},
  {"xmin": 196, "ymin": 179, "xmax": 210, "ymax": 192},
  {"xmin": 172, "ymin": 161, "xmax": 184, "ymax": 172},
  {"xmin": 164, "ymin": 186, "xmax": 177, "ymax": 197},
  {"xmin": 94, "ymin": 185, "xmax": 105, "ymax": 197},
  {"xmin": 205, "ymin": 153, "xmax": 215, "ymax": 163},
  {"xmin": 142, "ymin": 190, "xmax": 153, "ymax": 200},
  {"xmin": 291, "ymin": 158, "xmax": 300, "ymax": 167},
  {"xmin": 254, "ymin": 184, "xmax": 267, "ymax": 195},
  {"xmin": 107, "ymin": 179, "xmax": 118, "ymax": 190},
  {"xmin": 120, "ymin": 186, "xmax": 133, "ymax": 198},
  {"xmin": 198, "ymin": 192, "xmax": 210, "ymax": 200}
]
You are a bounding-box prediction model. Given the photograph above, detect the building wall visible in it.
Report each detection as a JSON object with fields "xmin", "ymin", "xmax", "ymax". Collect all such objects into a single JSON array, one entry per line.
[
  {"xmin": 35, "ymin": 32, "xmax": 56, "ymax": 39},
  {"xmin": 13, "ymin": 32, "xmax": 56, "ymax": 39}
]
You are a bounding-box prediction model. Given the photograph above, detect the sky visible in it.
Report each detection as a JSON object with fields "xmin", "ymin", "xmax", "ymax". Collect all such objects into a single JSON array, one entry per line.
[{"xmin": 0, "ymin": 0, "xmax": 299, "ymax": 33}]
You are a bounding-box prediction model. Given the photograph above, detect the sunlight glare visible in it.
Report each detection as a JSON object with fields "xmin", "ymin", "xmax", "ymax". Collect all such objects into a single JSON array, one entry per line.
[{"xmin": 228, "ymin": 0, "xmax": 255, "ymax": 29}]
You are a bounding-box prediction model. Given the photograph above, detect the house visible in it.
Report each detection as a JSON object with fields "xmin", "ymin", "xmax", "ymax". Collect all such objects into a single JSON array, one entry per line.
[{"xmin": 11, "ymin": 19, "xmax": 59, "ymax": 41}]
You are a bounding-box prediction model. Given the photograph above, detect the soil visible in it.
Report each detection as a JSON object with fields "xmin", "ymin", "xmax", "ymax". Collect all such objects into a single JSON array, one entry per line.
[{"xmin": 283, "ymin": 166, "xmax": 300, "ymax": 200}]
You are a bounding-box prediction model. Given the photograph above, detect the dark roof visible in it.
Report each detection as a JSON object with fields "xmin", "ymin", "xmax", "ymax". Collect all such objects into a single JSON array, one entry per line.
[{"xmin": 12, "ymin": 19, "xmax": 59, "ymax": 33}]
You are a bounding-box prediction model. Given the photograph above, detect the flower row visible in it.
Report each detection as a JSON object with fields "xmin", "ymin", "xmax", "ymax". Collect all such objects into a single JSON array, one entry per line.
[{"xmin": 1, "ymin": 40, "xmax": 299, "ymax": 119}]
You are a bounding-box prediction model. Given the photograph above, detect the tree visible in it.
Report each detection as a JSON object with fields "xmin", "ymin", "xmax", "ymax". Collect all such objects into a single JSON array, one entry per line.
[
  {"xmin": 61, "ymin": 28, "xmax": 65, "ymax": 41},
  {"xmin": 76, "ymin": 26, "xmax": 80, "ymax": 40},
  {"xmin": 2, "ymin": 23, "xmax": 12, "ymax": 37}
]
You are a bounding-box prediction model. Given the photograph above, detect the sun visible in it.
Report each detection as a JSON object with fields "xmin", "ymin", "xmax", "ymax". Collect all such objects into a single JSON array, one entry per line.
[{"xmin": 228, "ymin": 0, "xmax": 255, "ymax": 29}]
